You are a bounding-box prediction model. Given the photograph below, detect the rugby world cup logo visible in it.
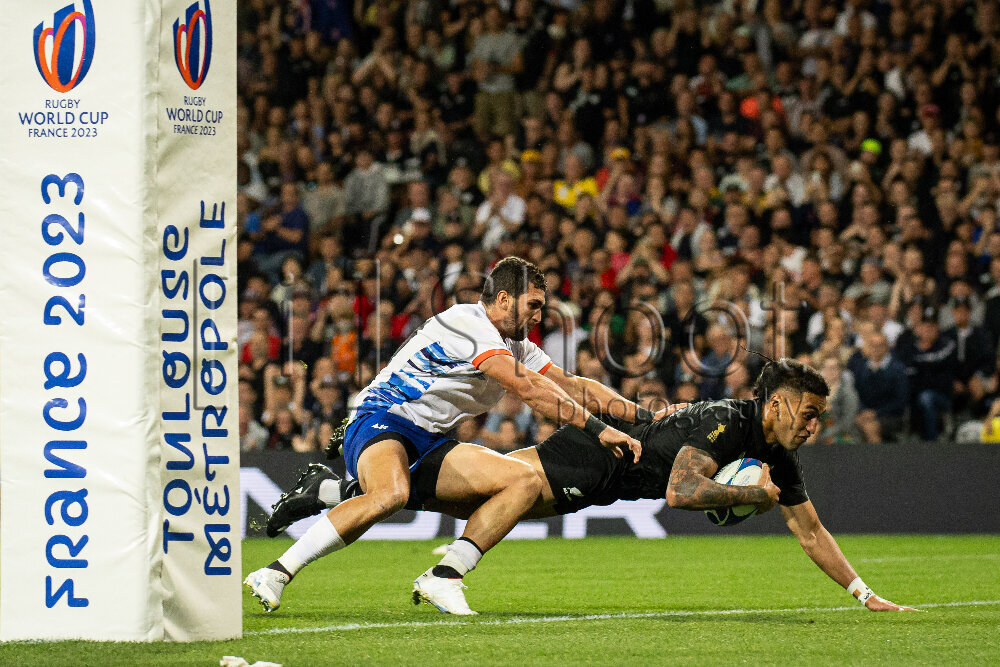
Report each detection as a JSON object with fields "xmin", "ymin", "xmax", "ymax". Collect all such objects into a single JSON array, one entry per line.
[
  {"xmin": 33, "ymin": 0, "xmax": 96, "ymax": 93},
  {"xmin": 174, "ymin": 0, "xmax": 213, "ymax": 90}
]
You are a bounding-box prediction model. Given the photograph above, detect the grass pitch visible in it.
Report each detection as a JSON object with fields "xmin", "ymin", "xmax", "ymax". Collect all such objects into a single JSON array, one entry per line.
[{"xmin": 1, "ymin": 535, "xmax": 998, "ymax": 665}]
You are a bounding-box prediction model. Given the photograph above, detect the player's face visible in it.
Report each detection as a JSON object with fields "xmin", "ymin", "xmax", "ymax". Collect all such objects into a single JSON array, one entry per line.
[
  {"xmin": 772, "ymin": 391, "xmax": 826, "ymax": 450},
  {"xmin": 503, "ymin": 286, "xmax": 546, "ymax": 340}
]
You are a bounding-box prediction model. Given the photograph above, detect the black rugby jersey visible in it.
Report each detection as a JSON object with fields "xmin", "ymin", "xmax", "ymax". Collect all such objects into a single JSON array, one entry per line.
[{"xmin": 619, "ymin": 398, "xmax": 809, "ymax": 507}]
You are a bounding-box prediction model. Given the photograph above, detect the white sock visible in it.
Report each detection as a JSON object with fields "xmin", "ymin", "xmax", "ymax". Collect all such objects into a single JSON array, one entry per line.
[
  {"xmin": 317, "ymin": 479, "xmax": 342, "ymax": 507},
  {"xmin": 278, "ymin": 516, "xmax": 346, "ymax": 576},
  {"xmin": 437, "ymin": 538, "xmax": 483, "ymax": 577}
]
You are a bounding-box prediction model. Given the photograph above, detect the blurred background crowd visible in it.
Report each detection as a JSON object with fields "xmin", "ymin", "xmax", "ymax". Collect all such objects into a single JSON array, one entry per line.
[{"xmin": 236, "ymin": 0, "xmax": 1000, "ymax": 454}]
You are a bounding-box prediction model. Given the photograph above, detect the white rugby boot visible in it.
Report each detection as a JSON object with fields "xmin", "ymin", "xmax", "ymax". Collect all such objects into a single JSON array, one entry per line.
[
  {"xmin": 244, "ymin": 567, "xmax": 290, "ymax": 612},
  {"xmin": 412, "ymin": 568, "xmax": 478, "ymax": 615}
]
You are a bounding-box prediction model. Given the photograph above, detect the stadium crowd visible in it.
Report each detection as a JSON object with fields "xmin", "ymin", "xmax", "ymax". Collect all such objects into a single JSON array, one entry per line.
[{"xmin": 235, "ymin": 0, "xmax": 1000, "ymax": 454}]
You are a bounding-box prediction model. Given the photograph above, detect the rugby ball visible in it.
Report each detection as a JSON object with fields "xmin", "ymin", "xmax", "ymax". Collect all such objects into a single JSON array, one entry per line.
[{"xmin": 705, "ymin": 458, "xmax": 764, "ymax": 526}]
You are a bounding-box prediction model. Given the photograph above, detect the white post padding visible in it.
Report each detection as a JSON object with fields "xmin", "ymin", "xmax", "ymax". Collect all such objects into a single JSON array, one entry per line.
[
  {"xmin": 155, "ymin": 0, "xmax": 240, "ymax": 642},
  {"xmin": 0, "ymin": 0, "xmax": 238, "ymax": 641}
]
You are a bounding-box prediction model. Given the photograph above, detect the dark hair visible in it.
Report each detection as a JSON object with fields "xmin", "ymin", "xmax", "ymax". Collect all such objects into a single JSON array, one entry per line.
[
  {"xmin": 752, "ymin": 359, "xmax": 829, "ymax": 401},
  {"xmin": 481, "ymin": 257, "xmax": 546, "ymax": 305}
]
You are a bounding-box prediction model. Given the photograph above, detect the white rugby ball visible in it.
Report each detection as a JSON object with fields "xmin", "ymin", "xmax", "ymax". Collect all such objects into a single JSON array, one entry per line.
[{"xmin": 705, "ymin": 457, "xmax": 763, "ymax": 526}]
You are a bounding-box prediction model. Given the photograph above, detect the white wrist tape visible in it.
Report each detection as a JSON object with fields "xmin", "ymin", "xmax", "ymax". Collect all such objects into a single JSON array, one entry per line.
[{"xmin": 847, "ymin": 577, "xmax": 874, "ymax": 605}]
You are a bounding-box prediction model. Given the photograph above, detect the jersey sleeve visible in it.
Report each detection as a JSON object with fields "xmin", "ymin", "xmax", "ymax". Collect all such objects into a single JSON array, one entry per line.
[
  {"xmin": 510, "ymin": 338, "xmax": 553, "ymax": 374},
  {"xmin": 765, "ymin": 449, "xmax": 809, "ymax": 506}
]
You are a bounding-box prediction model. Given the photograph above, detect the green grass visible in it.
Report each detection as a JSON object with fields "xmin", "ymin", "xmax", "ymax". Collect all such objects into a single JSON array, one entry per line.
[{"xmin": 2, "ymin": 535, "xmax": 999, "ymax": 665}]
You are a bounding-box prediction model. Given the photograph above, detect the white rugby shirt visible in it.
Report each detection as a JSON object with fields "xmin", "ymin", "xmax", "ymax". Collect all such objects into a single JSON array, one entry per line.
[{"xmin": 354, "ymin": 302, "xmax": 552, "ymax": 432}]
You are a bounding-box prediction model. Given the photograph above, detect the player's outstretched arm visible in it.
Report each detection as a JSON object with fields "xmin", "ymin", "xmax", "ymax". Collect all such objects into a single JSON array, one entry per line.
[
  {"xmin": 543, "ymin": 364, "xmax": 685, "ymax": 423},
  {"xmin": 780, "ymin": 501, "xmax": 917, "ymax": 612},
  {"xmin": 666, "ymin": 446, "xmax": 779, "ymax": 511},
  {"xmin": 479, "ymin": 354, "xmax": 642, "ymax": 461}
]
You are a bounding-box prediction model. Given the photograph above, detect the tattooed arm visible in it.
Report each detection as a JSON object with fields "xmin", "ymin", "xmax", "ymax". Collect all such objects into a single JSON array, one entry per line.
[{"xmin": 665, "ymin": 446, "xmax": 781, "ymax": 512}]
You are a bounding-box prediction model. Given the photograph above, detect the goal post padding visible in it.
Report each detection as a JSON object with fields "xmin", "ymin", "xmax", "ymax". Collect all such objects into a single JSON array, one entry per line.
[{"xmin": 0, "ymin": 0, "xmax": 239, "ymax": 641}]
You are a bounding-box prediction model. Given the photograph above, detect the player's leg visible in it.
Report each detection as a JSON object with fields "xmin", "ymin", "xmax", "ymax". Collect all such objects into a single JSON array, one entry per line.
[
  {"xmin": 264, "ymin": 416, "xmax": 391, "ymax": 536},
  {"xmin": 434, "ymin": 443, "xmax": 543, "ymax": 550},
  {"xmin": 506, "ymin": 446, "xmax": 559, "ymax": 515},
  {"xmin": 268, "ymin": 449, "xmax": 558, "ymax": 530},
  {"xmin": 245, "ymin": 439, "xmax": 410, "ymax": 611},
  {"xmin": 263, "ymin": 428, "xmax": 601, "ymax": 540},
  {"xmin": 430, "ymin": 419, "xmax": 627, "ymax": 535},
  {"xmin": 412, "ymin": 443, "xmax": 542, "ymax": 614},
  {"xmin": 282, "ymin": 439, "xmax": 411, "ymax": 566},
  {"xmin": 420, "ymin": 446, "xmax": 560, "ymax": 520},
  {"xmin": 305, "ymin": 435, "xmax": 603, "ymax": 522}
]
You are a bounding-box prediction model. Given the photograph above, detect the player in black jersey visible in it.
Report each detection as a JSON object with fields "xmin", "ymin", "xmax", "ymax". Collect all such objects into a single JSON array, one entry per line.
[{"xmin": 269, "ymin": 359, "xmax": 915, "ymax": 611}]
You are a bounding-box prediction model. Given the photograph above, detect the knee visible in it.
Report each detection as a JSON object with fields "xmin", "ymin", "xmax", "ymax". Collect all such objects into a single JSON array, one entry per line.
[
  {"xmin": 369, "ymin": 481, "xmax": 409, "ymax": 517},
  {"xmin": 512, "ymin": 463, "xmax": 544, "ymax": 498}
]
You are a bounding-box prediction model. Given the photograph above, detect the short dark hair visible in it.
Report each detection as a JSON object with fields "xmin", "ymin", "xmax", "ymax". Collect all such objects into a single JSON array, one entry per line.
[
  {"xmin": 481, "ymin": 257, "xmax": 546, "ymax": 305},
  {"xmin": 752, "ymin": 359, "xmax": 829, "ymax": 401}
]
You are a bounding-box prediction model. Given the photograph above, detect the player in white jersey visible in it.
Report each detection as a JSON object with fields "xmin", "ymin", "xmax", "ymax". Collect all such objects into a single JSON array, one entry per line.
[{"xmin": 246, "ymin": 257, "xmax": 663, "ymax": 615}]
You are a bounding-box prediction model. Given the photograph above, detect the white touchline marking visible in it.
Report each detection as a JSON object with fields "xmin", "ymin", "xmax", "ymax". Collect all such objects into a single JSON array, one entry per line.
[
  {"xmin": 856, "ymin": 554, "xmax": 1000, "ymax": 564},
  {"xmin": 245, "ymin": 600, "xmax": 1000, "ymax": 636}
]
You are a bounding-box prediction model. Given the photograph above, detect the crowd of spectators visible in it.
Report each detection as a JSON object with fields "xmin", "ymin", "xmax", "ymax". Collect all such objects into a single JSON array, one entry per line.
[{"xmin": 236, "ymin": 0, "xmax": 1000, "ymax": 454}]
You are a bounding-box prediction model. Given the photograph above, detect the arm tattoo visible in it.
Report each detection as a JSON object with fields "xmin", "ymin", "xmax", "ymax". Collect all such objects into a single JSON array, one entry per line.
[{"xmin": 668, "ymin": 447, "xmax": 768, "ymax": 510}]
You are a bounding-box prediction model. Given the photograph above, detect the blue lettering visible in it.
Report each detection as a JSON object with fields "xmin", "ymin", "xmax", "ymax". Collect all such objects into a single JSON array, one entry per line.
[
  {"xmin": 162, "ymin": 225, "xmax": 188, "ymax": 261},
  {"xmin": 79, "ymin": 111, "xmax": 108, "ymax": 124},
  {"xmin": 41, "ymin": 212, "xmax": 84, "ymax": 246},
  {"xmin": 43, "ymin": 352, "xmax": 87, "ymax": 389},
  {"xmin": 199, "ymin": 485, "xmax": 230, "ymax": 516},
  {"xmin": 201, "ymin": 406, "xmax": 228, "ymax": 439},
  {"xmin": 164, "ymin": 107, "xmax": 203, "ymax": 122},
  {"xmin": 162, "ymin": 309, "xmax": 189, "ymax": 342},
  {"xmin": 40, "ymin": 171, "xmax": 90, "ymax": 605},
  {"xmin": 198, "ymin": 273, "xmax": 225, "ymax": 310},
  {"xmin": 42, "ymin": 252, "xmax": 85, "ymax": 288},
  {"xmin": 44, "ymin": 488, "xmax": 88, "ymax": 527},
  {"xmin": 200, "ymin": 359, "xmax": 226, "ymax": 395},
  {"xmin": 161, "ymin": 269, "xmax": 189, "ymax": 300},
  {"xmin": 204, "ymin": 524, "xmax": 232, "ymax": 575},
  {"xmin": 199, "ymin": 201, "xmax": 225, "ymax": 229},
  {"xmin": 23, "ymin": 111, "xmax": 77, "ymax": 124},
  {"xmin": 162, "ymin": 351, "xmax": 190, "ymax": 388},
  {"xmin": 162, "ymin": 519, "xmax": 194, "ymax": 553},
  {"xmin": 203, "ymin": 443, "xmax": 229, "ymax": 482},
  {"xmin": 43, "ymin": 441, "xmax": 87, "ymax": 478},
  {"xmin": 43, "ymin": 295, "xmax": 85, "ymax": 326},
  {"xmin": 162, "ymin": 392, "xmax": 191, "ymax": 421},
  {"xmin": 46, "ymin": 535, "xmax": 88, "ymax": 568},
  {"xmin": 200, "ymin": 318, "xmax": 227, "ymax": 351},
  {"xmin": 45, "ymin": 577, "xmax": 88, "ymax": 608},
  {"xmin": 43, "ymin": 397, "xmax": 86, "ymax": 431},
  {"xmin": 163, "ymin": 479, "xmax": 192, "ymax": 516},
  {"xmin": 164, "ymin": 432, "xmax": 194, "ymax": 470},
  {"xmin": 200, "ymin": 239, "xmax": 226, "ymax": 266},
  {"xmin": 41, "ymin": 173, "xmax": 84, "ymax": 205}
]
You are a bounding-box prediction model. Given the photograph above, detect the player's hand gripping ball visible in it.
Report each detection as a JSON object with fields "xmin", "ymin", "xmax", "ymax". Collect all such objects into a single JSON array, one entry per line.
[{"xmin": 705, "ymin": 458, "xmax": 763, "ymax": 526}]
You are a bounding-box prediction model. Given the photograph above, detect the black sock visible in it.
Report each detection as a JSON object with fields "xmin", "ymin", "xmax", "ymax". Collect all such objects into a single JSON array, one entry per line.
[
  {"xmin": 432, "ymin": 565, "xmax": 463, "ymax": 579},
  {"xmin": 456, "ymin": 536, "xmax": 483, "ymax": 555},
  {"xmin": 268, "ymin": 559, "xmax": 292, "ymax": 579}
]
